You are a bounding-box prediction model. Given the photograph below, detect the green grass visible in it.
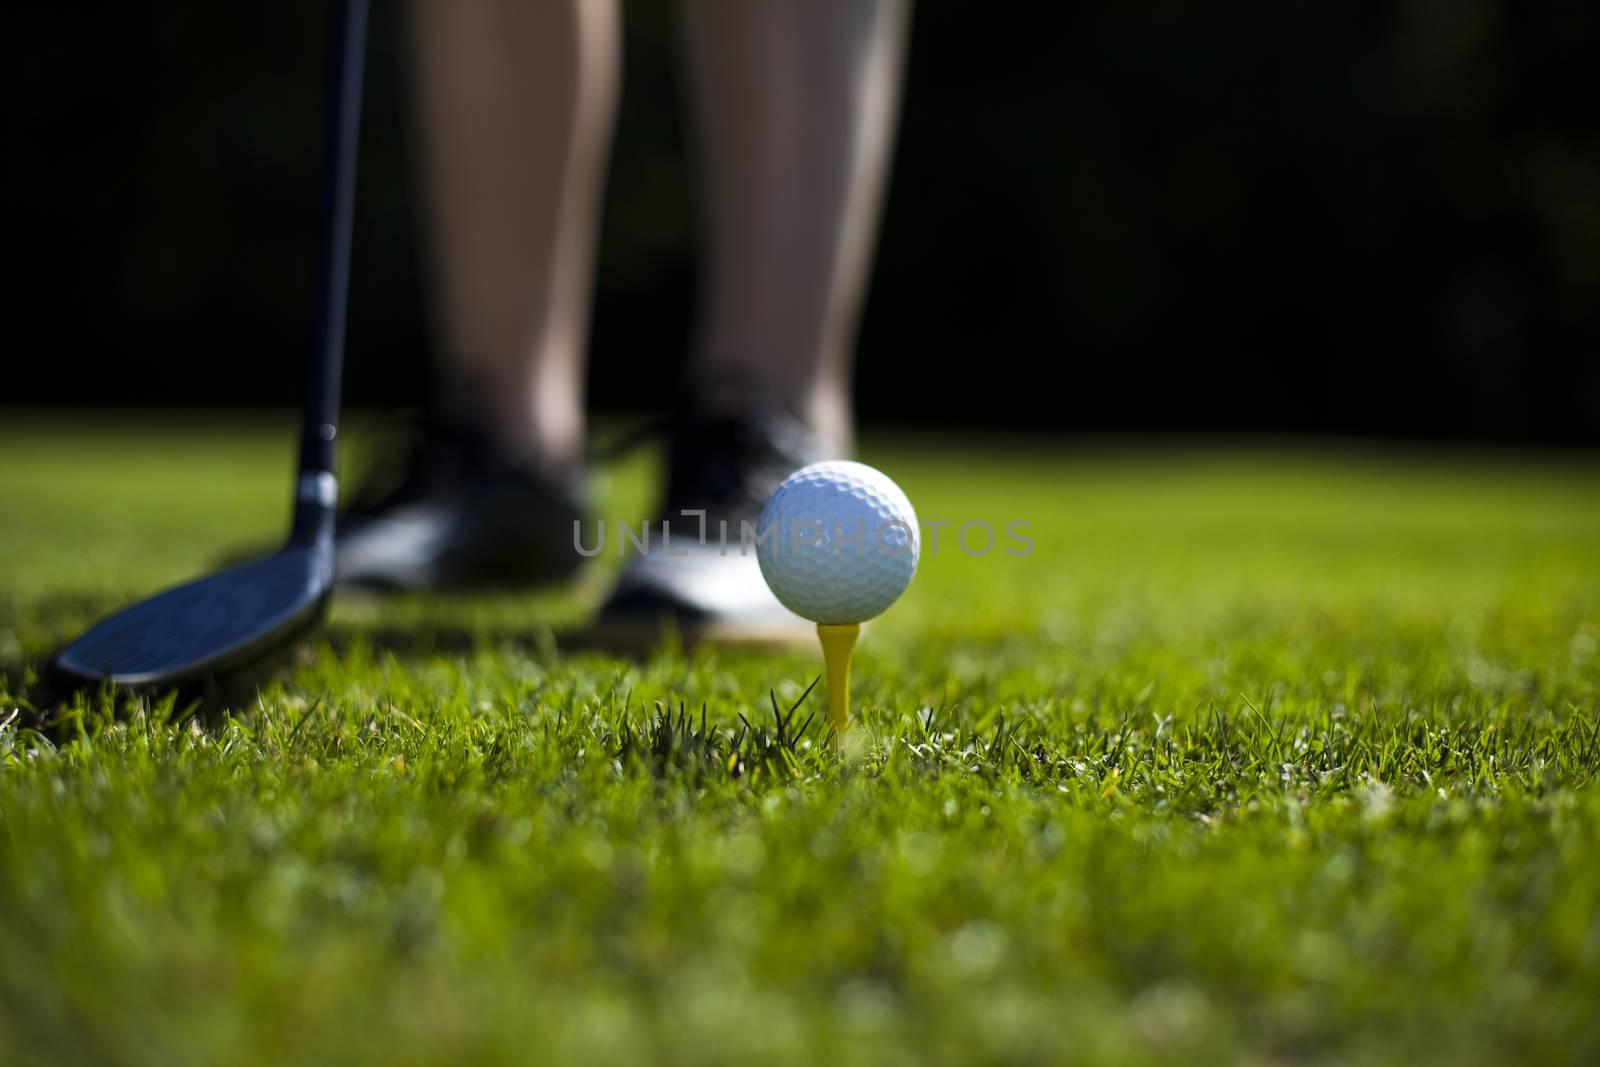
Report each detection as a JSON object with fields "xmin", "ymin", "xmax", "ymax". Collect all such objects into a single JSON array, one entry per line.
[{"xmin": 2, "ymin": 414, "xmax": 1599, "ymax": 1066}]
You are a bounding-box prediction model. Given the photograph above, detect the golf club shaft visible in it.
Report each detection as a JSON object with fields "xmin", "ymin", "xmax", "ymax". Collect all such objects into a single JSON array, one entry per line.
[{"xmin": 292, "ymin": 0, "xmax": 368, "ymax": 545}]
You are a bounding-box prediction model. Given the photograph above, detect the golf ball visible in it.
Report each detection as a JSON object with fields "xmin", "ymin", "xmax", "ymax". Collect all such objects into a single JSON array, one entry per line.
[{"xmin": 756, "ymin": 460, "xmax": 919, "ymax": 624}]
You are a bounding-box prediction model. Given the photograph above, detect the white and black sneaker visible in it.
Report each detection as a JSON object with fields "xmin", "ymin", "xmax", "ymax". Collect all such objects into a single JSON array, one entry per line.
[
  {"xmin": 335, "ymin": 420, "xmax": 590, "ymax": 591},
  {"xmin": 592, "ymin": 407, "xmax": 830, "ymax": 647}
]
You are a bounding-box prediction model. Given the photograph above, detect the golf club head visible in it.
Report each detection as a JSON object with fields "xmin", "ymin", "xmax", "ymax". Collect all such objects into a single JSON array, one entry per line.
[{"xmin": 51, "ymin": 544, "xmax": 334, "ymax": 688}]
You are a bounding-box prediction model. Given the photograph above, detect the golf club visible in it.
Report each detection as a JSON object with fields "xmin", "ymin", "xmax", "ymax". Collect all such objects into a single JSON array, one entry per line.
[{"xmin": 51, "ymin": 0, "xmax": 368, "ymax": 688}]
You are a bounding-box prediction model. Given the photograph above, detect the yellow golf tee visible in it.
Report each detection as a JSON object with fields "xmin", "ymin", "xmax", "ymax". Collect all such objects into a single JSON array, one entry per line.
[{"xmin": 816, "ymin": 622, "xmax": 861, "ymax": 735}]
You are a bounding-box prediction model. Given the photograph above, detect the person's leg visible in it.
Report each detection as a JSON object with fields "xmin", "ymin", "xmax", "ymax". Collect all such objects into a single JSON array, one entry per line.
[
  {"xmin": 410, "ymin": 0, "xmax": 620, "ymax": 477},
  {"xmin": 679, "ymin": 0, "xmax": 912, "ymax": 456},
  {"xmin": 336, "ymin": 0, "xmax": 618, "ymax": 591},
  {"xmin": 595, "ymin": 0, "xmax": 911, "ymax": 643}
]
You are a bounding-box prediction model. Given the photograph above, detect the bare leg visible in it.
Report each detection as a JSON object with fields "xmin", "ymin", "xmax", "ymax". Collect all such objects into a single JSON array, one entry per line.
[
  {"xmin": 409, "ymin": 0, "xmax": 619, "ymax": 476},
  {"xmin": 679, "ymin": 0, "xmax": 912, "ymax": 456}
]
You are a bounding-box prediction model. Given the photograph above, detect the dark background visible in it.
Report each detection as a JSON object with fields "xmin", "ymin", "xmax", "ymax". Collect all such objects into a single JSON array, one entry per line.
[{"xmin": 8, "ymin": 2, "xmax": 1598, "ymax": 444}]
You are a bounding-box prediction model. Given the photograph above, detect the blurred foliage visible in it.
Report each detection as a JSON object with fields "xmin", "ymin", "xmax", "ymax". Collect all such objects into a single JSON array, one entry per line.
[{"xmin": 7, "ymin": 2, "xmax": 1598, "ymax": 441}]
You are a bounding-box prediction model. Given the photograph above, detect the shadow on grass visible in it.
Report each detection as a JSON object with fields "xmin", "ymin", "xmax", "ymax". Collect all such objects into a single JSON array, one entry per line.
[
  {"xmin": 322, "ymin": 618, "xmax": 805, "ymax": 661},
  {"xmin": 3, "ymin": 610, "xmax": 751, "ymax": 743},
  {"xmin": 3, "ymin": 578, "xmax": 812, "ymax": 741}
]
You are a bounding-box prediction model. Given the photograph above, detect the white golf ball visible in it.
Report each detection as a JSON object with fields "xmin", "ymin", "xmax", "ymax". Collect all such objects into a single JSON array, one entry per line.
[{"xmin": 756, "ymin": 460, "xmax": 919, "ymax": 624}]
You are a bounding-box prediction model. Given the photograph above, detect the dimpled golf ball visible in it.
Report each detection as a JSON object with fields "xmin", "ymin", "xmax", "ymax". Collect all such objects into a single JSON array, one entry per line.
[{"xmin": 756, "ymin": 460, "xmax": 919, "ymax": 624}]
